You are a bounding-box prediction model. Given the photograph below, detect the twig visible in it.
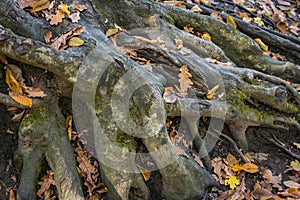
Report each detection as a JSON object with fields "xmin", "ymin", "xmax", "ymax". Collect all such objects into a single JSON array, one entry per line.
[
  {"xmin": 212, "ymin": 129, "xmax": 249, "ymax": 163},
  {"xmin": 264, "ymin": 133, "xmax": 300, "ymax": 160}
]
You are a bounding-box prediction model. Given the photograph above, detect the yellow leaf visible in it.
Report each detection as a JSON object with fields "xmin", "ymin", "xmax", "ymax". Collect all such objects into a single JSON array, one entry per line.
[
  {"xmin": 6, "ymin": 69, "xmax": 23, "ymax": 94},
  {"xmin": 240, "ymin": 163, "xmax": 259, "ymax": 173},
  {"xmin": 231, "ymin": 164, "xmax": 242, "ymax": 172},
  {"xmin": 66, "ymin": 115, "xmax": 73, "ymax": 141},
  {"xmin": 201, "ymin": 32, "xmax": 211, "ymax": 41},
  {"xmin": 68, "ymin": 37, "xmax": 84, "ymax": 47},
  {"xmin": 226, "ymin": 16, "xmax": 237, "ymax": 29},
  {"xmin": 206, "ymin": 84, "xmax": 219, "ymax": 99},
  {"xmin": 254, "ymin": 38, "xmax": 268, "ymax": 52},
  {"xmin": 31, "ymin": 0, "xmax": 50, "ymax": 12},
  {"xmin": 9, "ymin": 92, "xmax": 32, "ymax": 107},
  {"xmin": 253, "ymin": 17, "xmax": 264, "ymax": 26},
  {"xmin": 224, "ymin": 175, "xmax": 239, "ymax": 189},
  {"xmin": 294, "ymin": 142, "xmax": 300, "ymax": 149},
  {"xmin": 290, "ymin": 160, "xmax": 300, "ymax": 171},
  {"xmin": 58, "ymin": 4, "xmax": 70, "ymax": 16}
]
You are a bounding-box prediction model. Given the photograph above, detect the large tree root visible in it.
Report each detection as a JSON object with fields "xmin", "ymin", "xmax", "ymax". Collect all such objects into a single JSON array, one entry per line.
[
  {"xmin": 0, "ymin": 0, "xmax": 299, "ymax": 199},
  {"xmin": 16, "ymin": 100, "xmax": 84, "ymax": 199}
]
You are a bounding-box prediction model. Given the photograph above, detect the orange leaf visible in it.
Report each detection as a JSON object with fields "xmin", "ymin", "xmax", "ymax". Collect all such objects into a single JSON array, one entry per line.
[
  {"xmin": 44, "ymin": 31, "xmax": 52, "ymax": 43},
  {"xmin": 31, "ymin": 0, "xmax": 50, "ymax": 12},
  {"xmin": 66, "ymin": 115, "xmax": 73, "ymax": 141},
  {"xmin": 73, "ymin": 4, "xmax": 87, "ymax": 12},
  {"xmin": 206, "ymin": 84, "xmax": 219, "ymax": 99},
  {"xmin": 6, "ymin": 69, "xmax": 23, "ymax": 94},
  {"xmin": 226, "ymin": 16, "xmax": 237, "ymax": 29},
  {"xmin": 0, "ymin": 54, "xmax": 8, "ymax": 64},
  {"xmin": 240, "ymin": 163, "xmax": 258, "ymax": 173},
  {"xmin": 201, "ymin": 32, "xmax": 211, "ymax": 41},
  {"xmin": 106, "ymin": 28, "xmax": 119, "ymax": 37},
  {"xmin": 49, "ymin": 10, "xmax": 65, "ymax": 25},
  {"xmin": 137, "ymin": 165, "xmax": 151, "ymax": 181},
  {"xmin": 9, "ymin": 92, "xmax": 32, "ymax": 107}
]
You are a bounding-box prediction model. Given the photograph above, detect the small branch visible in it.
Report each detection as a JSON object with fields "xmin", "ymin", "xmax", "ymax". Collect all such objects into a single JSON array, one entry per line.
[
  {"xmin": 264, "ymin": 133, "xmax": 300, "ymax": 160},
  {"xmin": 216, "ymin": 130, "xmax": 249, "ymax": 163},
  {"xmin": 0, "ymin": 93, "xmax": 27, "ymax": 109}
]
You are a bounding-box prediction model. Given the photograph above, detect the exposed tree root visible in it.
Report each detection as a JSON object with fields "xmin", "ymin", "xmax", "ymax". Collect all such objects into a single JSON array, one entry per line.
[{"xmin": 0, "ymin": 0, "xmax": 299, "ymax": 199}]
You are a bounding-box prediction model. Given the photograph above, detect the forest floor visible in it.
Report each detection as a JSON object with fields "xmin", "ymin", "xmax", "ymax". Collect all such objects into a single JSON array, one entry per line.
[{"xmin": 0, "ymin": 0, "xmax": 300, "ymax": 199}]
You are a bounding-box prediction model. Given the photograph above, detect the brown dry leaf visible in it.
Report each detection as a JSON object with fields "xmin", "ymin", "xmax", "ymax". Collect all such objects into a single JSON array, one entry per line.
[
  {"xmin": 240, "ymin": 163, "xmax": 259, "ymax": 173},
  {"xmin": 49, "ymin": 10, "xmax": 65, "ymax": 25},
  {"xmin": 106, "ymin": 28, "xmax": 119, "ymax": 37},
  {"xmin": 174, "ymin": 39, "xmax": 183, "ymax": 50},
  {"xmin": 12, "ymin": 110, "xmax": 25, "ymax": 122},
  {"xmin": 206, "ymin": 84, "xmax": 219, "ymax": 99},
  {"xmin": 37, "ymin": 170, "xmax": 56, "ymax": 198},
  {"xmin": 16, "ymin": 0, "xmax": 35, "ymax": 9},
  {"xmin": 76, "ymin": 148, "xmax": 96, "ymax": 174},
  {"xmin": 58, "ymin": 4, "xmax": 70, "ymax": 16},
  {"xmin": 184, "ymin": 25, "xmax": 193, "ymax": 33},
  {"xmin": 137, "ymin": 165, "xmax": 151, "ymax": 181},
  {"xmin": 210, "ymin": 10, "xmax": 222, "ymax": 21},
  {"xmin": 178, "ymin": 65, "xmax": 193, "ymax": 95},
  {"xmin": 0, "ymin": 54, "xmax": 8, "ymax": 64},
  {"xmin": 32, "ymin": 0, "xmax": 50, "ymax": 12},
  {"xmin": 23, "ymin": 87, "xmax": 47, "ymax": 97},
  {"xmin": 226, "ymin": 16, "xmax": 237, "ymax": 29},
  {"xmin": 290, "ymin": 21, "xmax": 299, "ymax": 36},
  {"xmin": 233, "ymin": 0, "xmax": 245, "ymax": 5},
  {"xmin": 211, "ymin": 157, "xmax": 224, "ymax": 182},
  {"xmin": 201, "ymin": 32, "xmax": 211, "ymax": 41},
  {"xmin": 44, "ymin": 31, "xmax": 52, "ymax": 43},
  {"xmin": 9, "ymin": 92, "xmax": 32, "ymax": 107},
  {"xmin": 68, "ymin": 37, "xmax": 84, "ymax": 47},
  {"xmin": 69, "ymin": 12, "xmax": 80, "ymax": 23},
  {"xmin": 294, "ymin": 142, "xmax": 300, "ymax": 149},
  {"xmin": 283, "ymin": 180, "xmax": 300, "ymax": 188},
  {"xmin": 66, "ymin": 115, "xmax": 73, "ymax": 141},
  {"xmin": 261, "ymin": 167, "xmax": 282, "ymax": 190},
  {"xmin": 163, "ymin": 1, "xmax": 183, "ymax": 6},
  {"xmin": 6, "ymin": 69, "xmax": 23, "ymax": 94},
  {"xmin": 190, "ymin": 5, "xmax": 202, "ymax": 13},
  {"xmin": 279, "ymin": 188, "xmax": 300, "ymax": 198},
  {"xmin": 226, "ymin": 153, "xmax": 239, "ymax": 166},
  {"xmin": 251, "ymin": 188, "xmax": 274, "ymax": 200},
  {"xmin": 163, "ymin": 87, "xmax": 177, "ymax": 103},
  {"xmin": 73, "ymin": 4, "xmax": 87, "ymax": 12}
]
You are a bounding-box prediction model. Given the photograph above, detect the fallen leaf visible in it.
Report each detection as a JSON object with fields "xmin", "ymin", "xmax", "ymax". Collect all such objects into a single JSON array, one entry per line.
[
  {"xmin": 58, "ymin": 4, "xmax": 70, "ymax": 16},
  {"xmin": 233, "ymin": 0, "xmax": 245, "ymax": 5},
  {"xmin": 69, "ymin": 12, "xmax": 80, "ymax": 23},
  {"xmin": 163, "ymin": 87, "xmax": 177, "ymax": 103},
  {"xmin": 190, "ymin": 5, "xmax": 202, "ymax": 13},
  {"xmin": 254, "ymin": 38, "xmax": 268, "ymax": 51},
  {"xmin": 225, "ymin": 175, "xmax": 239, "ymax": 189},
  {"xmin": 253, "ymin": 17, "xmax": 264, "ymax": 26},
  {"xmin": 73, "ymin": 4, "xmax": 87, "ymax": 12},
  {"xmin": 283, "ymin": 180, "xmax": 300, "ymax": 188},
  {"xmin": 68, "ymin": 37, "xmax": 84, "ymax": 47},
  {"xmin": 226, "ymin": 153, "xmax": 239, "ymax": 166},
  {"xmin": 12, "ymin": 110, "xmax": 25, "ymax": 122},
  {"xmin": 23, "ymin": 87, "xmax": 47, "ymax": 97},
  {"xmin": 137, "ymin": 165, "xmax": 151, "ymax": 181},
  {"xmin": 44, "ymin": 31, "xmax": 52, "ymax": 43},
  {"xmin": 49, "ymin": 10, "xmax": 65, "ymax": 25},
  {"xmin": 106, "ymin": 28, "xmax": 119, "ymax": 37},
  {"xmin": 206, "ymin": 84, "xmax": 219, "ymax": 99},
  {"xmin": 261, "ymin": 167, "xmax": 282, "ymax": 190},
  {"xmin": 227, "ymin": 16, "xmax": 237, "ymax": 29},
  {"xmin": 66, "ymin": 115, "xmax": 73, "ymax": 141},
  {"xmin": 201, "ymin": 32, "xmax": 211, "ymax": 41},
  {"xmin": 37, "ymin": 170, "xmax": 55, "ymax": 198},
  {"xmin": 294, "ymin": 142, "xmax": 300, "ymax": 149},
  {"xmin": 0, "ymin": 54, "xmax": 8, "ymax": 64},
  {"xmin": 9, "ymin": 189, "xmax": 15, "ymax": 200},
  {"xmin": 9, "ymin": 92, "xmax": 32, "ymax": 107},
  {"xmin": 174, "ymin": 39, "xmax": 183, "ymax": 49},
  {"xmin": 178, "ymin": 65, "xmax": 193, "ymax": 95},
  {"xmin": 6, "ymin": 69, "xmax": 23, "ymax": 94},
  {"xmin": 290, "ymin": 160, "xmax": 300, "ymax": 171},
  {"xmin": 31, "ymin": 0, "xmax": 50, "ymax": 12},
  {"xmin": 240, "ymin": 163, "xmax": 258, "ymax": 173},
  {"xmin": 279, "ymin": 188, "xmax": 300, "ymax": 198},
  {"xmin": 15, "ymin": 0, "xmax": 35, "ymax": 9},
  {"xmin": 251, "ymin": 188, "xmax": 274, "ymax": 200}
]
